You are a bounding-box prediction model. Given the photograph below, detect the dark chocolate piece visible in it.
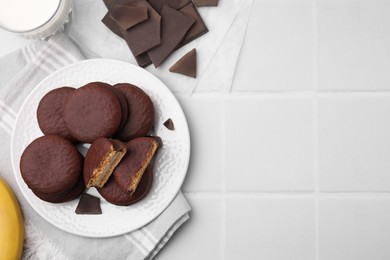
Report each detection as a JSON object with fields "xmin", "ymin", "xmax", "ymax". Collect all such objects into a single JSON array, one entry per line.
[
  {"xmin": 163, "ymin": 118, "xmax": 175, "ymax": 130},
  {"xmin": 193, "ymin": 0, "xmax": 218, "ymax": 7},
  {"xmin": 75, "ymin": 193, "xmax": 102, "ymax": 215},
  {"xmin": 169, "ymin": 48, "xmax": 196, "ymax": 78},
  {"xmin": 148, "ymin": 0, "xmax": 191, "ymax": 13},
  {"xmin": 102, "ymin": 10, "xmax": 124, "ymax": 37},
  {"xmin": 102, "ymin": 0, "xmax": 160, "ymax": 61},
  {"xmin": 110, "ymin": 5, "xmax": 148, "ymax": 30},
  {"xmin": 179, "ymin": 2, "xmax": 208, "ymax": 46},
  {"xmin": 101, "ymin": 11, "xmax": 152, "ymax": 67},
  {"xmin": 136, "ymin": 52, "xmax": 153, "ymax": 67},
  {"xmin": 148, "ymin": 6, "xmax": 194, "ymax": 67},
  {"xmin": 121, "ymin": 0, "xmax": 161, "ymax": 56},
  {"xmin": 103, "ymin": 0, "xmax": 115, "ymax": 9}
]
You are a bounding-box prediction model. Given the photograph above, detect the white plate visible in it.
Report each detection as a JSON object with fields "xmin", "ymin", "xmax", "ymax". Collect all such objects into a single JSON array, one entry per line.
[{"xmin": 11, "ymin": 59, "xmax": 190, "ymax": 238}]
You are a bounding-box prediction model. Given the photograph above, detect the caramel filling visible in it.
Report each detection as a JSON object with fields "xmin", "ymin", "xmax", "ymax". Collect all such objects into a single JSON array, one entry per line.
[
  {"xmin": 88, "ymin": 147, "xmax": 126, "ymax": 188},
  {"xmin": 128, "ymin": 141, "xmax": 158, "ymax": 194}
]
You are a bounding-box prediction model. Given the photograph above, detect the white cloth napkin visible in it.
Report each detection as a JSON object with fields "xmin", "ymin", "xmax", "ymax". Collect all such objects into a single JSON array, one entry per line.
[
  {"xmin": 0, "ymin": 32, "xmax": 191, "ymax": 260},
  {"xmin": 65, "ymin": 0, "xmax": 253, "ymax": 94}
]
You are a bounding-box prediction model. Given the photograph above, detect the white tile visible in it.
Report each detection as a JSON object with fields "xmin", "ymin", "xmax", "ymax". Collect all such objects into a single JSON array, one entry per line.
[
  {"xmin": 176, "ymin": 95, "xmax": 223, "ymax": 192},
  {"xmin": 317, "ymin": 0, "xmax": 390, "ymax": 91},
  {"xmin": 232, "ymin": 0, "xmax": 313, "ymax": 91},
  {"xmin": 226, "ymin": 197, "xmax": 315, "ymax": 260},
  {"xmin": 318, "ymin": 96, "xmax": 390, "ymax": 191},
  {"xmin": 319, "ymin": 198, "xmax": 390, "ymax": 260},
  {"xmin": 156, "ymin": 195, "xmax": 221, "ymax": 260},
  {"xmin": 225, "ymin": 97, "xmax": 314, "ymax": 191}
]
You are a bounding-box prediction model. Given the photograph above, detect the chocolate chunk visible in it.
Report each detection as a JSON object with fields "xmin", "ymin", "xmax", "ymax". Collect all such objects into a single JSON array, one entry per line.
[
  {"xmin": 75, "ymin": 193, "xmax": 102, "ymax": 215},
  {"xmin": 148, "ymin": 0, "xmax": 191, "ymax": 13},
  {"xmin": 163, "ymin": 118, "xmax": 175, "ymax": 130},
  {"xmin": 103, "ymin": 0, "xmax": 115, "ymax": 9},
  {"xmin": 105, "ymin": 0, "xmax": 142, "ymax": 10},
  {"xmin": 179, "ymin": 2, "xmax": 208, "ymax": 46},
  {"xmin": 102, "ymin": 0, "xmax": 161, "ymax": 56},
  {"xmin": 101, "ymin": 5, "xmax": 153, "ymax": 67},
  {"xmin": 102, "ymin": 11, "xmax": 124, "ymax": 37},
  {"xmin": 148, "ymin": 6, "xmax": 194, "ymax": 67},
  {"xmin": 169, "ymin": 48, "xmax": 196, "ymax": 78},
  {"xmin": 193, "ymin": 0, "xmax": 218, "ymax": 7},
  {"xmin": 110, "ymin": 5, "xmax": 148, "ymax": 30},
  {"xmin": 121, "ymin": 0, "xmax": 161, "ymax": 56},
  {"xmin": 136, "ymin": 52, "xmax": 153, "ymax": 67}
]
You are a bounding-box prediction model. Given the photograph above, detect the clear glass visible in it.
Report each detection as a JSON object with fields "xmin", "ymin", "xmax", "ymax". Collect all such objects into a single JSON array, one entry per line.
[{"xmin": 0, "ymin": 0, "xmax": 72, "ymax": 40}]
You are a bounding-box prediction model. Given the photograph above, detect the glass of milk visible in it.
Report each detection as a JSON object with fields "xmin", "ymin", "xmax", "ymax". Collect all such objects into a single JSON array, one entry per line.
[{"xmin": 0, "ymin": 0, "xmax": 72, "ymax": 39}]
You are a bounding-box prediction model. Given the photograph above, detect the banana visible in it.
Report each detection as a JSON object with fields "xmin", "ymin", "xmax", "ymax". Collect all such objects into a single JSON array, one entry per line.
[{"xmin": 0, "ymin": 177, "xmax": 24, "ymax": 260}]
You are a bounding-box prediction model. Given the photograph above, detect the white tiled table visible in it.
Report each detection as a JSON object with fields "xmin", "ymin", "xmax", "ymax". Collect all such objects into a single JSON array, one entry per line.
[{"xmin": 2, "ymin": 1, "xmax": 390, "ymax": 259}]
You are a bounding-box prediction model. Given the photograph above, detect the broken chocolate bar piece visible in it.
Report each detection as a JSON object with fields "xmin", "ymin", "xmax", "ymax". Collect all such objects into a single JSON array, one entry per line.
[
  {"xmin": 103, "ymin": 0, "xmax": 115, "ymax": 9},
  {"xmin": 169, "ymin": 48, "xmax": 196, "ymax": 78},
  {"xmin": 193, "ymin": 0, "xmax": 218, "ymax": 7},
  {"xmin": 103, "ymin": 0, "xmax": 161, "ymax": 56},
  {"xmin": 110, "ymin": 5, "xmax": 148, "ymax": 30},
  {"xmin": 101, "ymin": 3, "xmax": 153, "ymax": 67},
  {"xmin": 148, "ymin": 0, "xmax": 191, "ymax": 13},
  {"xmin": 163, "ymin": 118, "xmax": 175, "ymax": 130},
  {"xmin": 148, "ymin": 6, "xmax": 194, "ymax": 67},
  {"xmin": 179, "ymin": 2, "xmax": 208, "ymax": 46},
  {"xmin": 102, "ymin": 11, "xmax": 124, "ymax": 37},
  {"xmin": 136, "ymin": 52, "xmax": 153, "ymax": 67},
  {"xmin": 75, "ymin": 193, "xmax": 102, "ymax": 215},
  {"xmin": 122, "ymin": 0, "xmax": 161, "ymax": 56}
]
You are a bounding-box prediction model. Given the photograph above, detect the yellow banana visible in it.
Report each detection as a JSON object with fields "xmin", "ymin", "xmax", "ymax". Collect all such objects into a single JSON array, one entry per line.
[{"xmin": 0, "ymin": 177, "xmax": 24, "ymax": 260}]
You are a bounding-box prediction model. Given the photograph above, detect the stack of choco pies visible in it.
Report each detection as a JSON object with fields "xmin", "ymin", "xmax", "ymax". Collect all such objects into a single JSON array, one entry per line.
[{"xmin": 20, "ymin": 82, "xmax": 166, "ymax": 206}]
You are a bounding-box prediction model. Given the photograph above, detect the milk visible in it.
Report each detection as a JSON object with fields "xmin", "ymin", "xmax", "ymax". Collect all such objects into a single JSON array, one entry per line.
[{"xmin": 0, "ymin": 0, "xmax": 71, "ymax": 39}]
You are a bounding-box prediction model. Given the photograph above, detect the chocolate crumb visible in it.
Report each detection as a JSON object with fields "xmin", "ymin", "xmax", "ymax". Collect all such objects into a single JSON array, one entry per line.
[{"xmin": 163, "ymin": 118, "xmax": 175, "ymax": 130}]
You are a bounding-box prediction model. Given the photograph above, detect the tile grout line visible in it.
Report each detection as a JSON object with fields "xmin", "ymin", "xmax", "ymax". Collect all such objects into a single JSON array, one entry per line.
[
  {"xmin": 185, "ymin": 191, "xmax": 390, "ymax": 197},
  {"xmin": 313, "ymin": 96, "xmax": 321, "ymax": 260},
  {"xmin": 220, "ymin": 97, "xmax": 227, "ymax": 260},
  {"xmin": 192, "ymin": 90, "xmax": 390, "ymax": 98},
  {"xmin": 312, "ymin": 0, "xmax": 320, "ymax": 259}
]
